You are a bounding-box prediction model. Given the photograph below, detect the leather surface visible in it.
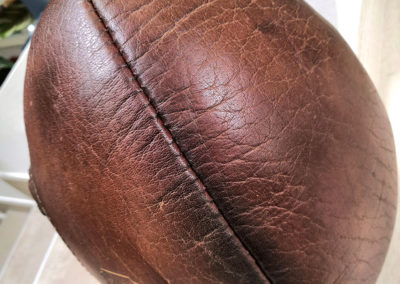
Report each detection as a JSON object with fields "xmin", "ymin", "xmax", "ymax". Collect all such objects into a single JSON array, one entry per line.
[{"xmin": 24, "ymin": 0, "xmax": 397, "ymax": 283}]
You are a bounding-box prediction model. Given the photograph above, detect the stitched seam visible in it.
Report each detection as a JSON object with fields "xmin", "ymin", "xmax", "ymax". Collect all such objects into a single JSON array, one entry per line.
[{"xmin": 87, "ymin": 1, "xmax": 272, "ymax": 283}]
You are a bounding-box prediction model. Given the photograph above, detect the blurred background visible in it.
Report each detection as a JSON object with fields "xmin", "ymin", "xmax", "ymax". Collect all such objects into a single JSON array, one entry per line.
[{"xmin": 0, "ymin": 0, "xmax": 398, "ymax": 283}]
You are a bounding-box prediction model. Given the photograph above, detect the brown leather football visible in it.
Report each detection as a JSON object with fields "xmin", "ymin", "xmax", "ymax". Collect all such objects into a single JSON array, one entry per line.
[{"xmin": 24, "ymin": 0, "xmax": 397, "ymax": 283}]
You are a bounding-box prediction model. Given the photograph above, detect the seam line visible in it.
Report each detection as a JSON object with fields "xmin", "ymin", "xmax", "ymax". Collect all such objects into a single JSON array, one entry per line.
[{"xmin": 87, "ymin": 1, "xmax": 272, "ymax": 283}]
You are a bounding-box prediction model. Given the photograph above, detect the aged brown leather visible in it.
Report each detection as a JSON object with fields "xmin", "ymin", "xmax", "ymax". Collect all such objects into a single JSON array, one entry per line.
[{"xmin": 24, "ymin": 0, "xmax": 397, "ymax": 283}]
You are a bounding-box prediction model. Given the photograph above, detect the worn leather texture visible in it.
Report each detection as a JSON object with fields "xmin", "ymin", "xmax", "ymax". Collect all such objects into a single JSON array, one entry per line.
[{"xmin": 24, "ymin": 0, "xmax": 397, "ymax": 283}]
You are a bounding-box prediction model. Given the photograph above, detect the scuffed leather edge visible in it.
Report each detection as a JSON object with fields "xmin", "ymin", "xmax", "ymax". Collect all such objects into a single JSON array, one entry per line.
[
  {"xmin": 29, "ymin": 169, "xmax": 48, "ymax": 216},
  {"xmin": 28, "ymin": 169, "xmax": 108, "ymax": 283}
]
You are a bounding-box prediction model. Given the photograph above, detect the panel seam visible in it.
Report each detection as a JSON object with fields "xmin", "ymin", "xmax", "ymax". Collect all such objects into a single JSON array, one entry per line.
[{"xmin": 86, "ymin": 1, "xmax": 273, "ymax": 283}]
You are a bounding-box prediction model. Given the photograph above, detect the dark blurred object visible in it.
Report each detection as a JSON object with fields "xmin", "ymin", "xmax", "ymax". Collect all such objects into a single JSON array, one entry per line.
[
  {"xmin": 0, "ymin": 0, "xmax": 33, "ymax": 39},
  {"xmin": 0, "ymin": 0, "xmax": 33, "ymax": 87},
  {"xmin": 0, "ymin": 56, "xmax": 13, "ymax": 68},
  {"xmin": 0, "ymin": 56, "xmax": 13, "ymax": 84},
  {"xmin": 21, "ymin": 0, "xmax": 48, "ymax": 19}
]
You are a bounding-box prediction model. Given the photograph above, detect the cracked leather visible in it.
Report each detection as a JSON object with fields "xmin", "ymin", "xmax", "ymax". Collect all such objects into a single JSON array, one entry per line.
[{"xmin": 24, "ymin": 0, "xmax": 397, "ymax": 283}]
